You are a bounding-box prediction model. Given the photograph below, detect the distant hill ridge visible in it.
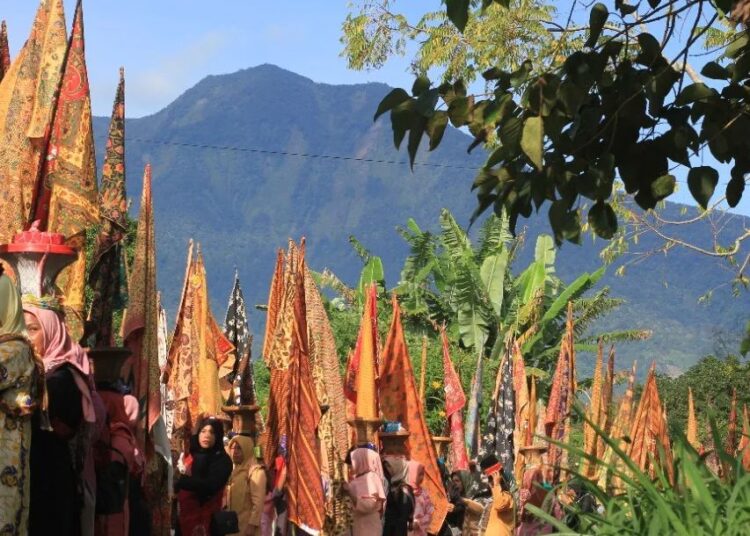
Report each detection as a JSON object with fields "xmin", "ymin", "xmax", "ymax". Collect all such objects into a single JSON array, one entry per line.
[{"xmin": 92, "ymin": 64, "xmax": 748, "ymax": 375}]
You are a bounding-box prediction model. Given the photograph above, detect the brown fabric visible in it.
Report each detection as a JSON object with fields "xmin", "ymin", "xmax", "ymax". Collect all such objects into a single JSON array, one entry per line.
[
  {"xmin": 262, "ymin": 249, "xmax": 284, "ymax": 364},
  {"xmin": 0, "ymin": 0, "xmax": 67, "ymax": 244},
  {"xmin": 581, "ymin": 340, "xmax": 604, "ymax": 479},
  {"xmin": 379, "ymin": 295, "xmax": 448, "ymax": 534},
  {"xmin": 88, "ymin": 68, "xmax": 126, "ymax": 347}
]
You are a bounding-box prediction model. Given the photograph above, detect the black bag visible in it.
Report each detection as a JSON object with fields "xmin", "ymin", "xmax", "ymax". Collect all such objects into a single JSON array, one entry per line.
[
  {"xmin": 95, "ymin": 446, "xmax": 129, "ymax": 515},
  {"xmin": 210, "ymin": 510, "xmax": 239, "ymax": 536}
]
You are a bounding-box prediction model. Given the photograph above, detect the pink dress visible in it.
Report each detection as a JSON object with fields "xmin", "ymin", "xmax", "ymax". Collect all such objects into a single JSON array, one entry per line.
[{"xmin": 406, "ymin": 461, "xmax": 434, "ymax": 536}]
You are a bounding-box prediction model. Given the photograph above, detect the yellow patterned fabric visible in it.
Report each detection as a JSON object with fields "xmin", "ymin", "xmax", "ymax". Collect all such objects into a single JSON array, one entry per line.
[
  {"xmin": 581, "ymin": 341, "xmax": 604, "ymax": 479},
  {"xmin": 37, "ymin": 3, "xmax": 98, "ymax": 340},
  {"xmin": 0, "ymin": 0, "xmax": 67, "ymax": 244}
]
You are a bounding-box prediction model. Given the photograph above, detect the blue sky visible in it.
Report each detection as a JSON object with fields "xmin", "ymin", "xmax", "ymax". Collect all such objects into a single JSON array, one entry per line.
[{"xmin": 3, "ymin": 0, "xmax": 749, "ymax": 216}]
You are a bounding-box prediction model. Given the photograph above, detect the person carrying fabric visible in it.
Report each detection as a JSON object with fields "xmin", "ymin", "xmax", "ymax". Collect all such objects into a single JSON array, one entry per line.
[
  {"xmin": 382, "ymin": 456, "xmax": 415, "ymax": 536},
  {"xmin": 516, "ymin": 443, "xmax": 553, "ymax": 536},
  {"xmin": 478, "ymin": 455, "xmax": 514, "ymax": 536},
  {"xmin": 24, "ymin": 302, "xmax": 98, "ymax": 536},
  {"xmin": 344, "ymin": 447, "xmax": 386, "ymax": 535},
  {"xmin": 0, "ymin": 273, "xmax": 45, "ymax": 535},
  {"xmin": 226, "ymin": 435, "xmax": 267, "ymax": 536},
  {"xmin": 175, "ymin": 417, "xmax": 233, "ymax": 535},
  {"xmin": 406, "ymin": 460, "xmax": 434, "ymax": 536}
]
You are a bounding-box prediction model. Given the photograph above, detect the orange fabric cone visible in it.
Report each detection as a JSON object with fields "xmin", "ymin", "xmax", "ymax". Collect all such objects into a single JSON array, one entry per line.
[
  {"xmin": 0, "ymin": 20, "xmax": 10, "ymax": 81},
  {"xmin": 582, "ymin": 340, "xmax": 604, "ymax": 479},
  {"xmin": 628, "ymin": 362, "xmax": 673, "ymax": 482},
  {"xmin": 380, "ymin": 295, "xmax": 448, "ymax": 533},
  {"xmin": 345, "ymin": 283, "xmax": 380, "ymax": 420},
  {"xmin": 512, "ymin": 339, "xmax": 530, "ymax": 482}
]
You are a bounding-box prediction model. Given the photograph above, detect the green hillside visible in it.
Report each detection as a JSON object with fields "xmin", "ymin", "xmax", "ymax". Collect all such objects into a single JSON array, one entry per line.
[{"xmin": 92, "ymin": 64, "xmax": 748, "ymax": 375}]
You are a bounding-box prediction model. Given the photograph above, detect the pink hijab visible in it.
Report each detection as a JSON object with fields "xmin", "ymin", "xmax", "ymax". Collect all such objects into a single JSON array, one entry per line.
[
  {"xmin": 406, "ymin": 460, "xmax": 425, "ymax": 494},
  {"xmin": 350, "ymin": 448, "xmax": 386, "ymax": 501},
  {"xmin": 24, "ymin": 306, "xmax": 95, "ymax": 423}
]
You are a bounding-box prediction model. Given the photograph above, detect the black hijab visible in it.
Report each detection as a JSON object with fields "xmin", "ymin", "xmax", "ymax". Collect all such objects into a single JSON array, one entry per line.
[{"xmin": 190, "ymin": 418, "xmax": 227, "ymax": 478}]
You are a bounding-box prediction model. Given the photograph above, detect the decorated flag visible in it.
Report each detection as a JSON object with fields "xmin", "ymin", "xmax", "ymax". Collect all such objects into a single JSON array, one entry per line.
[
  {"xmin": 121, "ymin": 164, "xmax": 171, "ymax": 536},
  {"xmin": 582, "ymin": 340, "xmax": 604, "ymax": 479},
  {"xmin": 156, "ymin": 293, "xmax": 173, "ymax": 440},
  {"xmin": 441, "ymin": 326, "xmax": 469, "ymax": 471},
  {"xmin": 262, "ymin": 249, "xmax": 285, "ymax": 362},
  {"xmin": 0, "ymin": 21, "xmax": 10, "ymax": 81},
  {"xmin": 304, "ymin": 265, "xmax": 351, "ymax": 533},
  {"xmin": 0, "ymin": 0, "xmax": 67, "ymax": 244},
  {"xmin": 380, "ymin": 295, "xmax": 448, "ymax": 533},
  {"xmin": 223, "ymin": 270, "xmax": 251, "ymax": 403},
  {"xmin": 345, "ymin": 283, "xmax": 380, "ymax": 420},
  {"xmin": 480, "ymin": 339, "xmax": 515, "ymax": 483},
  {"xmin": 285, "ymin": 242, "xmax": 326, "ymax": 534},
  {"xmin": 628, "ymin": 362, "xmax": 673, "ymax": 482},
  {"xmin": 545, "ymin": 302, "xmax": 576, "ymax": 484},
  {"xmin": 88, "ymin": 67, "xmax": 126, "ymax": 347},
  {"xmin": 686, "ymin": 387, "xmax": 700, "ymax": 452}
]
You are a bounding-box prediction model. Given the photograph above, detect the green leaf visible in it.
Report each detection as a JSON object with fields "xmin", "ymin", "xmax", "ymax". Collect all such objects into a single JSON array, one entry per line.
[
  {"xmin": 510, "ymin": 60, "xmax": 533, "ymax": 88},
  {"xmin": 407, "ymin": 115, "xmax": 427, "ymax": 169},
  {"xmin": 588, "ymin": 201, "xmax": 618, "ymax": 239},
  {"xmin": 636, "ymin": 33, "xmax": 662, "ymax": 66},
  {"xmin": 615, "ymin": 0, "xmax": 638, "ymax": 15},
  {"xmin": 426, "ymin": 111, "xmax": 448, "ymax": 150},
  {"xmin": 585, "ymin": 3, "xmax": 609, "ymax": 48},
  {"xmin": 521, "ymin": 116, "xmax": 544, "ymax": 170},
  {"xmin": 726, "ymin": 175, "xmax": 745, "ymax": 207},
  {"xmin": 675, "ymin": 83, "xmax": 716, "ymax": 106},
  {"xmin": 374, "ymin": 88, "xmax": 411, "ymax": 121},
  {"xmin": 446, "ymin": 0, "xmax": 470, "ymax": 32},
  {"xmin": 412, "ymin": 75, "xmax": 431, "ymax": 96},
  {"xmin": 480, "ymin": 250, "xmax": 509, "ymax": 316},
  {"xmin": 651, "ymin": 174, "xmax": 676, "ymax": 200},
  {"xmin": 701, "ymin": 61, "xmax": 729, "ymax": 80},
  {"xmin": 390, "ymin": 102, "xmax": 414, "ymax": 149},
  {"xmin": 357, "ymin": 256, "xmax": 385, "ymax": 297},
  {"xmin": 548, "ymin": 200, "xmax": 581, "ymax": 245},
  {"xmin": 415, "ymin": 87, "xmax": 440, "ymax": 116},
  {"xmin": 687, "ymin": 166, "xmax": 719, "ymax": 209},
  {"xmin": 448, "ymin": 96, "xmax": 472, "ymax": 126}
]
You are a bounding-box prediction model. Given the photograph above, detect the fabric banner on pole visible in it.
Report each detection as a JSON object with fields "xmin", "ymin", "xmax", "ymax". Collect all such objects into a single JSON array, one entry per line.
[
  {"xmin": 0, "ymin": 21, "xmax": 10, "ymax": 82},
  {"xmin": 480, "ymin": 340, "xmax": 515, "ymax": 483},
  {"xmin": 380, "ymin": 295, "xmax": 448, "ymax": 534},
  {"xmin": 441, "ymin": 326, "xmax": 468, "ymax": 471}
]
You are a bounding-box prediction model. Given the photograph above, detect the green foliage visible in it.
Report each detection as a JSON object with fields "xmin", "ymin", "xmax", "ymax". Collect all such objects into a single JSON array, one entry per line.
[{"xmin": 370, "ymin": 0, "xmax": 750, "ymax": 242}]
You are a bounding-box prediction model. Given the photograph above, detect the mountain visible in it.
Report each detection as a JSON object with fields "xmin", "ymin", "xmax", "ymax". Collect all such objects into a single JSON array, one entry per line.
[{"xmin": 92, "ymin": 64, "xmax": 748, "ymax": 376}]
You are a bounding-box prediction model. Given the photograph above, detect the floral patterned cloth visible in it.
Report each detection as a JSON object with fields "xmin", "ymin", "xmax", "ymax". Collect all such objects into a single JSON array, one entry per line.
[{"xmin": 0, "ymin": 336, "xmax": 41, "ymax": 536}]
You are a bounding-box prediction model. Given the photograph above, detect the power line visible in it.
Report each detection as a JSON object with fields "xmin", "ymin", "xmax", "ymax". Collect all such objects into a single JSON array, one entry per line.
[{"xmin": 127, "ymin": 137, "xmax": 481, "ymax": 171}]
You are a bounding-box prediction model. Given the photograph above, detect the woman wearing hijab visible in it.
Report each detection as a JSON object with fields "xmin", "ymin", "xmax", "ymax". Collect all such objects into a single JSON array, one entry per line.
[
  {"xmin": 345, "ymin": 447, "xmax": 386, "ymax": 535},
  {"xmin": 382, "ymin": 457, "xmax": 415, "ymax": 536},
  {"xmin": 0, "ymin": 274, "xmax": 44, "ymax": 535},
  {"xmin": 479, "ymin": 455, "xmax": 514, "ymax": 536},
  {"xmin": 225, "ymin": 435, "xmax": 266, "ymax": 536},
  {"xmin": 406, "ymin": 461, "xmax": 434, "ymax": 536},
  {"xmin": 24, "ymin": 303, "xmax": 97, "ymax": 536},
  {"xmin": 175, "ymin": 418, "xmax": 233, "ymax": 535}
]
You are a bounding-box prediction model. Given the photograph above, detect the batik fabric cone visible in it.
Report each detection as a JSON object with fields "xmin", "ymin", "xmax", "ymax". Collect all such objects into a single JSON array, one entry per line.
[
  {"xmin": 581, "ymin": 340, "xmax": 604, "ymax": 479},
  {"xmin": 263, "ymin": 243, "xmax": 296, "ymax": 467},
  {"xmin": 164, "ymin": 244, "xmax": 233, "ymax": 444},
  {"xmin": 37, "ymin": 1, "xmax": 98, "ymax": 339},
  {"xmin": 627, "ymin": 363, "xmax": 673, "ymax": 483},
  {"xmin": 598, "ymin": 361, "xmax": 637, "ymax": 491},
  {"xmin": 156, "ymin": 293, "xmax": 173, "ymax": 441},
  {"xmin": 88, "ymin": 67, "xmax": 126, "ymax": 347},
  {"xmin": 345, "ymin": 283, "xmax": 380, "ymax": 421},
  {"xmin": 686, "ymin": 387, "xmax": 700, "ymax": 451},
  {"xmin": 0, "ymin": 0, "xmax": 67, "ymax": 244},
  {"xmin": 379, "ymin": 295, "xmax": 448, "ymax": 533},
  {"xmin": 0, "ymin": 21, "xmax": 9, "ymax": 82},
  {"xmin": 441, "ymin": 326, "xmax": 469, "ymax": 471},
  {"xmin": 304, "ymin": 266, "xmax": 351, "ymax": 535},
  {"xmin": 223, "ymin": 271, "xmax": 251, "ymax": 404},
  {"xmin": 285, "ymin": 243, "xmax": 325, "ymax": 534},
  {"xmin": 511, "ymin": 340, "xmax": 530, "ymax": 482},
  {"xmin": 598, "ymin": 345, "xmax": 615, "ymax": 457},
  {"xmin": 121, "ymin": 164, "xmax": 170, "ymax": 536},
  {"xmin": 738, "ymin": 405, "xmax": 750, "ymax": 471},
  {"xmin": 544, "ymin": 302, "xmax": 576, "ymax": 484},
  {"xmin": 480, "ymin": 339, "xmax": 515, "ymax": 484}
]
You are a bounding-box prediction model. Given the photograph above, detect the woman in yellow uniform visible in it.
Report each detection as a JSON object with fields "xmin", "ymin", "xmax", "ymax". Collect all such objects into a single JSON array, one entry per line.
[{"xmin": 478, "ymin": 455, "xmax": 514, "ymax": 536}]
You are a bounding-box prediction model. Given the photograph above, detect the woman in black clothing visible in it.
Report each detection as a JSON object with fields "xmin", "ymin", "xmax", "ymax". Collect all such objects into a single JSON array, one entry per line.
[
  {"xmin": 382, "ymin": 457, "xmax": 415, "ymax": 536},
  {"xmin": 175, "ymin": 418, "xmax": 232, "ymax": 536}
]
